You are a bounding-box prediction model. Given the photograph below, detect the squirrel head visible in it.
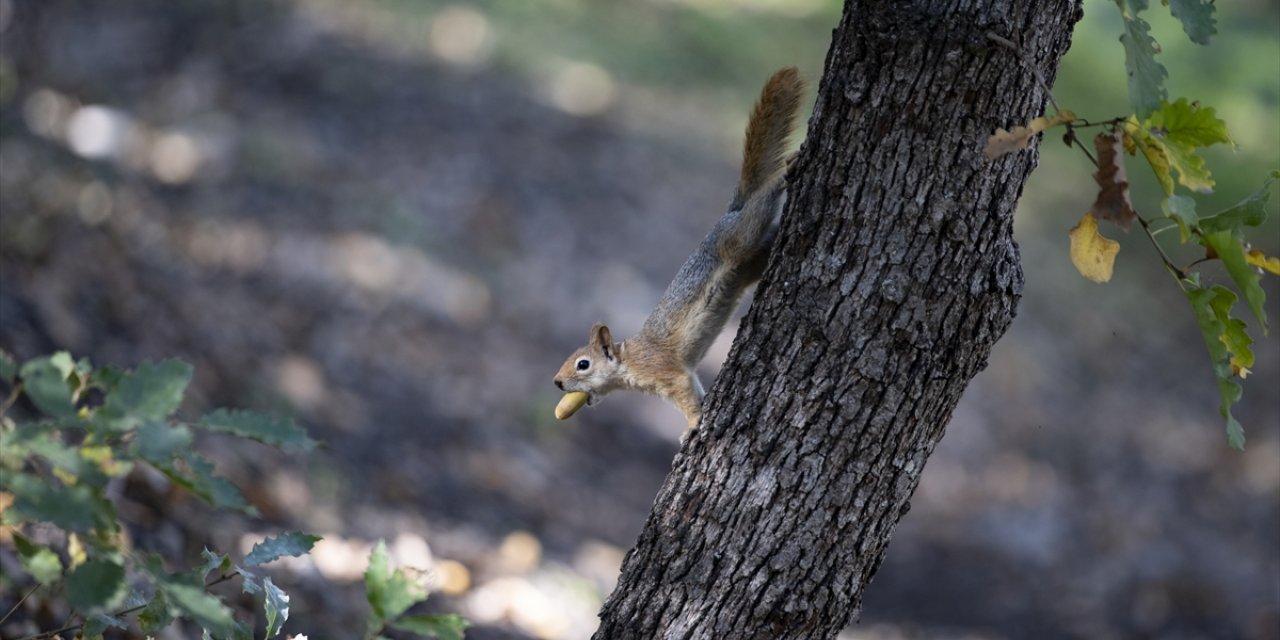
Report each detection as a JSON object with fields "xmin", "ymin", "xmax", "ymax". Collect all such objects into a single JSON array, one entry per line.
[{"xmin": 554, "ymin": 323, "xmax": 626, "ymax": 408}]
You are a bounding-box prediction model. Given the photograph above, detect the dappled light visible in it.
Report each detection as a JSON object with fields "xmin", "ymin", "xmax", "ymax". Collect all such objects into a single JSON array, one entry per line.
[
  {"xmin": 430, "ymin": 5, "xmax": 495, "ymax": 68},
  {"xmin": 0, "ymin": 0, "xmax": 1276, "ymax": 638},
  {"xmin": 548, "ymin": 62, "xmax": 617, "ymax": 117}
]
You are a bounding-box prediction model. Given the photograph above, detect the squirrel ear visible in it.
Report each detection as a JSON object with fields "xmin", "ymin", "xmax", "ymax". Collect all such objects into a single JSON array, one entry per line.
[{"xmin": 590, "ymin": 323, "xmax": 615, "ymax": 361}]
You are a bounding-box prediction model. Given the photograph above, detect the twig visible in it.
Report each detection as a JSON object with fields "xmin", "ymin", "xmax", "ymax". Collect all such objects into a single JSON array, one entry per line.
[
  {"xmin": 207, "ymin": 573, "xmax": 240, "ymax": 586},
  {"xmin": 1135, "ymin": 214, "xmax": 1188, "ymax": 279},
  {"xmin": 986, "ymin": 31, "xmax": 1061, "ymax": 112},
  {"xmin": 1071, "ymin": 117, "xmax": 1128, "ymax": 129},
  {"xmin": 15, "ymin": 602, "xmax": 148, "ymax": 640},
  {"xmin": 1, "ymin": 583, "xmax": 41, "ymax": 625},
  {"xmin": 1069, "ymin": 131, "xmax": 1100, "ymax": 168},
  {"xmin": 14, "ymin": 572, "xmax": 242, "ymax": 640},
  {"xmin": 0, "ymin": 381, "xmax": 23, "ymax": 418}
]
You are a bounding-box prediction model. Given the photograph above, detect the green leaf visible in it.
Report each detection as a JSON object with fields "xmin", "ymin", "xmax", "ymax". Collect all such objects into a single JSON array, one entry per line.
[
  {"xmin": 1118, "ymin": 12, "xmax": 1167, "ymax": 117},
  {"xmin": 1204, "ymin": 230, "xmax": 1268, "ymax": 332},
  {"xmin": 19, "ymin": 354, "xmax": 77, "ymax": 420},
  {"xmin": 20, "ymin": 428, "xmax": 88, "ymax": 478},
  {"xmin": 152, "ymin": 455, "xmax": 252, "ymax": 514},
  {"xmin": 391, "ymin": 614, "xmax": 470, "ymax": 640},
  {"xmin": 244, "ymin": 531, "xmax": 321, "ymax": 567},
  {"xmin": 0, "ymin": 349, "xmax": 16, "ymax": 384},
  {"xmin": 1134, "ymin": 99, "xmax": 1232, "ymax": 194},
  {"xmin": 13, "ymin": 532, "xmax": 64, "ymax": 582},
  {"xmin": 133, "ymin": 421, "xmax": 195, "ymax": 463},
  {"xmin": 1186, "ymin": 282, "xmax": 1249, "ymax": 449},
  {"xmin": 202, "ymin": 547, "xmax": 232, "ymax": 580},
  {"xmin": 1167, "ymin": 0, "xmax": 1216, "ymax": 44},
  {"xmin": 4, "ymin": 472, "xmax": 111, "ymax": 532},
  {"xmin": 1148, "ymin": 98, "xmax": 1233, "ymax": 150},
  {"xmin": 1161, "ymin": 195, "xmax": 1197, "ymax": 242},
  {"xmin": 188, "ymin": 454, "xmax": 253, "ymax": 512},
  {"xmin": 158, "ymin": 579, "xmax": 238, "ymax": 637},
  {"xmin": 122, "ymin": 590, "xmax": 150, "ymax": 609},
  {"xmin": 199, "ymin": 408, "xmax": 316, "ymax": 452},
  {"xmin": 1200, "ymin": 173, "xmax": 1275, "ymax": 233},
  {"xmin": 66, "ymin": 558, "xmax": 127, "ymax": 613},
  {"xmin": 139, "ymin": 591, "xmax": 175, "ymax": 633},
  {"xmin": 98, "ymin": 359, "xmax": 193, "ymax": 431},
  {"xmin": 83, "ymin": 613, "xmax": 128, "ymax": 638},
  {"xmin": 1203, "ymin": 283, "xmax": 1255, "ymax": 375},
  {"xmin": 263, "ymin": 577, "xmax": 290, "ymax": 638},
  {"xmin": 365, "ymin": 540, "xmax": 427, "ymax": 625},
  {"xmin": 236, "ymin": 565, "xmax": 263, "ymax": 594}
]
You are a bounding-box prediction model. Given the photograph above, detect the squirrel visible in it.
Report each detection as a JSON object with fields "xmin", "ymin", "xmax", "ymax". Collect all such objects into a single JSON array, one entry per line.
[{"xmin": 553, "ymin": 67, "xmax": 805, "ymax": 431}]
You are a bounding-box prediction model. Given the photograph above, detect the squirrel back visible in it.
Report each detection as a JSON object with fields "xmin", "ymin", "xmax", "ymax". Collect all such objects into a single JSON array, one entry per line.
[
  {"xmin": 638, "ymin": 66, "xmax": 805, "ymax": 366},
  {"xmin": 554, "ymin": 67, "xmax": 806, "ymax": 430}
]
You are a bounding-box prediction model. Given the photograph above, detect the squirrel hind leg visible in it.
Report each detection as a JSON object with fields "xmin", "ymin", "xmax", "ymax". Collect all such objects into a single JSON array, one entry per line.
[
  {"xmin": 720, "ymin": 181, "xmax": 786, "ymax": 281},
  {"xmin": 662, "ymin": 370, "xmax": 704, "ymax": 431}
]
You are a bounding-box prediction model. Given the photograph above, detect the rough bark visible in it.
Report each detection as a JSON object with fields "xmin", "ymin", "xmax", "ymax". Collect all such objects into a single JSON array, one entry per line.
[{"xmin": 593, "ymin": 1, "xmax": 1083, "ymax": 638}]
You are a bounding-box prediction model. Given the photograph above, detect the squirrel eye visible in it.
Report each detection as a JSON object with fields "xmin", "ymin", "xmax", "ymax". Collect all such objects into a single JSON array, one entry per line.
[{"xmin": 576, "ymin": 359, "xmax": 590, "ymax": 371}]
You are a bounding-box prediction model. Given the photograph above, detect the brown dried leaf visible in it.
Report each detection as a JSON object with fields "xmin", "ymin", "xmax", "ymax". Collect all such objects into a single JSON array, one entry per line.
[{"xmin": 1090, "ymin": 131, "xmax": 1137, "ymax": 230}]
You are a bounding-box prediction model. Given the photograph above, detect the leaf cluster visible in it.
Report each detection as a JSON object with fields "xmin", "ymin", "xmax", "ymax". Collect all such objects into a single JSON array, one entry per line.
[
  {"xmin": 0, "ymin": 352, "xmax": 467, "ymax": 638},
  {"xmin": 984, "ymin": 0, "xmax": 1275, "ymax": 449},
  {"xmin": 364, "ymin": 540, "xmax": 469, "ymax": 640}
]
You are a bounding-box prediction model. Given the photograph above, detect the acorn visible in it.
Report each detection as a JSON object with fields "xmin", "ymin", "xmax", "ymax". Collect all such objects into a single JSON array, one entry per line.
[{"xmin": 554, "ymin": 391, "xmax": 589, "ymax": 420}]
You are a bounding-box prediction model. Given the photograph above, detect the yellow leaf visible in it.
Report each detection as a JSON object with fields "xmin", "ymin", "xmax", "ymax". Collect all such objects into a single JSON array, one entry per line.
[
  {"xmin": 1069, "ymin": 212, "xmax": 1120, "ymax": 283},
  {"xmin": 1125, "ymin": 117, "xmax": 1175, "ymax": 195},
  {"xmin": 68, "ymin": 533, "xmax": 87, "ymax": 568},
  {"xmin": 1245, "ymin": 249, "xmax": 1280, "ymax": 275},
  {"xmin": 53, "ymin": 467, "xmax": 77, "ymax": 486}
]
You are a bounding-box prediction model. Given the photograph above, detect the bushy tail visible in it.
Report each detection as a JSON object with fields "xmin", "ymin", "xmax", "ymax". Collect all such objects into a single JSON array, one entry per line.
[{"xmin": 733, "ymin": 67, "xmax": 805, "ymax": 208}]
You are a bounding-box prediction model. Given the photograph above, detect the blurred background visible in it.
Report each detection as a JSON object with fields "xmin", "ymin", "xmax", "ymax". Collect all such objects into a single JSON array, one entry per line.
[{"xmin": 0, "ymin": 0, "xmax": 1277, "ymax": 638}]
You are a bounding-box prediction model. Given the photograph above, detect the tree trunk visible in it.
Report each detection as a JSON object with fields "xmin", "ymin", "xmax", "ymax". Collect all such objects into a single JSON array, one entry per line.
[{"xmin": 593, "ymin": 1, "xmax": 1082, "ymax": 638}]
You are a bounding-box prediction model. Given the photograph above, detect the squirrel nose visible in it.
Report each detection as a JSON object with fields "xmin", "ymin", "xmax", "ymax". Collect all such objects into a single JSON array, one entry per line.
[{"xmin": 555, "ymin": 379, "xmax": 564, "ymax": 391}]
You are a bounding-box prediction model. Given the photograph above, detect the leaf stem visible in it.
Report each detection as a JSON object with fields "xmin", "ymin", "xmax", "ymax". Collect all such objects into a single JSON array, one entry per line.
[
  {"xmin": 1070, "ymin": 131, "xmax": 1100, "ymax": 168},
  {"xmin": 1135, "ymin": 213, "xmax": 1188, "ymax": 279},
  {"xmin": 1185, "ymin": 256, "xmax": 1213, "ymax": 270}
]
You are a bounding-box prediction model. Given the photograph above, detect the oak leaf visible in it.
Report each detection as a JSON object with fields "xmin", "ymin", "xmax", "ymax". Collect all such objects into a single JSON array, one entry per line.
[
  {"xmin": 1090, "ymin": 131, "xmax": 1137, "ymax": 230},
  {"xmin": 984, "ymin": 110, "xmax": 1076, "ymax": 160},
  {"xmin": 1068, "ymin": 212, "xmax": 1120, "ymax": 283},
  {"xmin": 1124, "ymin": 99, "xmax": 1232, "ymax": 195},
  {"xmin": 1119, "ymin": 11, "xmax": 1167, "ymax": 117}
]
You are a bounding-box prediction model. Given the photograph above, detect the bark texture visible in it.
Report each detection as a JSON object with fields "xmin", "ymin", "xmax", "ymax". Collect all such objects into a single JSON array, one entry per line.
[{"xmin": 594, "ymin": 1, "xmax": 1082, "ymax": 638}]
